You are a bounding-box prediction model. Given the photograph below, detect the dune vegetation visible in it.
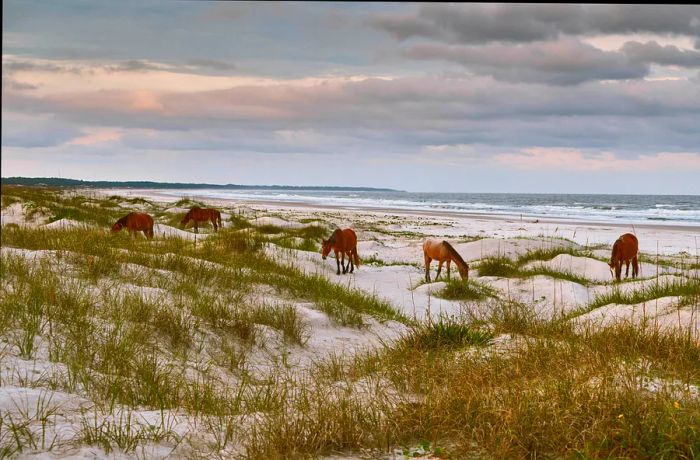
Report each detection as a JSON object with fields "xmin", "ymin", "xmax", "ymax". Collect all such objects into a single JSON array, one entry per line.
[{"xmin": 1, "ymin": 185, "xmax": 698, "ymax": 458}]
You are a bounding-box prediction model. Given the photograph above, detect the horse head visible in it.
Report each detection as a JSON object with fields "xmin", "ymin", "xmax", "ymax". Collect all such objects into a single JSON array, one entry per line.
[
  {"xmin": 111, "ymin": 222, "xmax": 123, "ymax": 233},
  {"xmin": 321, "ymin": 239, "xmax": 331, "ymax": 259},
  {"xmin": 608, "ymin": 260, "xmax": 621, "ymax": 281},
  {"xmin": 457, "ymin": 263, "xmax": 469, "ymax": 280},
  {"xmin": 180, "ymin": 212, "xmax": 190, "ymax": 227}
]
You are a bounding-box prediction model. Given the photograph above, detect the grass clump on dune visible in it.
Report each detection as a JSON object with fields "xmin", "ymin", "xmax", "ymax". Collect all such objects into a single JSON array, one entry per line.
[
  {"xmin": 477, "ymin": 255, "xmax": 519, "ymax": 277},
  {"xmin": 245, "ymin": 312, "xmax": 700, "ymax": 458},
  {"xmin": 584, "ymin": 278, "xmax": 700, "ymax": 312},
  {"xmin": 476, "ymin": 250, "xmax": 595, "ymax": 285},
  {"xmin": 398, "ymin": 316, "xmax": 494, "ymax": 351},
  {"xmin": 437, "ymin": 278, "xmax": 497, "ymax": 301}
]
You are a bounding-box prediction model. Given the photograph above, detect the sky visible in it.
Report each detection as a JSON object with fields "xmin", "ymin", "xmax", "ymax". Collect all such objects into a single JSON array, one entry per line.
[{"xmin": 2, "ymin": 1, "xmax": 700, "ymax": 194}]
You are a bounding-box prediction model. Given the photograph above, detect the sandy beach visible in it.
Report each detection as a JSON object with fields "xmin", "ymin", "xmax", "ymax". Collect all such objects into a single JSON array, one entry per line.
[
  {"xmin": 91, "ymin": 188, "xmax": 700, "ymax": 327},
  {"xmin": 2, "ymin": 185, "xmax": 699, "ymax": 458}
]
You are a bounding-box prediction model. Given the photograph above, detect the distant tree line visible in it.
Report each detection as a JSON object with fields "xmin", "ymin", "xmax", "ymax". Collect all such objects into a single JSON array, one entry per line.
[{"xmin": 0, "ymin": 176, "xmax": 398, "ymax": 192}]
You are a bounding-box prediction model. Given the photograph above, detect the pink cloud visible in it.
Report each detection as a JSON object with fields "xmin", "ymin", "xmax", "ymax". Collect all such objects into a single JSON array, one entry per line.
[
  {"xmin": 67, "ymin": 128, "xmax": 122, "ymax": 146},
  {"xmin": 495, "ymin": 147, "xmax": 700, "ymax": 171}
]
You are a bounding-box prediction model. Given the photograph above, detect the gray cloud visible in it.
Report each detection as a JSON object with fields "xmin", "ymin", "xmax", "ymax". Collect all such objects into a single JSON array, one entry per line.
[
  {"xmin": 103, "ymin": 60, "xmax": 165, "ymax": 73},
  {"xmin": 2, "ymin": 60, "xmax": 84, "ymax": 75},
  {"xmin": 186, "ymin": 58, "xmax": 236, "ymax": 71},
  {"xmin": 1, "ymin": 114, "xmax": 82, "ymax": 148},
  {"xmin": 622, "ymin": 41, "xmax": 700, "ymax": 67},
  {"xmin": 403, "ymin": 38, "xmax": 648, "ymax": 85},
  {"xmin": 3, "ymin": 2, "xmax": 699, "ymax": 193},
  {"xmin": 103, "ymin": 58, "xmax": 238, "ymax": 74},
  {"xmin": 4, "ymin": 75, "xmax": 699, "ymax": 155},
  {"xmin": 371, "ymin": 4, "xmax": 700, "ymax": 44},
  {"xmin": 1, "ymin": 77, "xmax": 39, "ymax": 91}
]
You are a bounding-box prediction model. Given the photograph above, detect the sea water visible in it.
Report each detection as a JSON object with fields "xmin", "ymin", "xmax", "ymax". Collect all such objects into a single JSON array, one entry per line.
[{"xmin": 157, "ymin": 189, "xmax": 700, "ymax": 227}]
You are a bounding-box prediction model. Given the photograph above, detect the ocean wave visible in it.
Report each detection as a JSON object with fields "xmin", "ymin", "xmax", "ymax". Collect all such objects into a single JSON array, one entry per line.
[{"xmin": 156, "ymin": 189, "xmax": 700, "ymax": 226}]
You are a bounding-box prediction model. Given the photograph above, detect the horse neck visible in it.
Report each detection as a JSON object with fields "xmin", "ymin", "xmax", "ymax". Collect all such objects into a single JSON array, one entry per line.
[
  {"xmin": 330, "ymin": 229, "xmax": 341, "ymax": 244},
  {"xmin": 611, "ymin": 240, "xmax": 621, "ymax": 262},
  {"xmin": 443, "ymin": 242, "xmax": 468, "ymax": 270}
]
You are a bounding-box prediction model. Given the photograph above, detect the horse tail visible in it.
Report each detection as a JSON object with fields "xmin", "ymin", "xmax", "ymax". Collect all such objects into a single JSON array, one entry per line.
[
  {"xmin": 353, "ymin": 248, "xmax": 360, "ymax": 267},
  {"xmin": 217, "ymin": 210, "xmax": 222, "ymax": 227}
]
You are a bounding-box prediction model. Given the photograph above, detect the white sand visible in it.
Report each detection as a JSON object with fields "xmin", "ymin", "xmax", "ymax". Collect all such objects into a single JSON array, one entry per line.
[
  {"xmin": 2, "ymin": 188, "xmax": 699, "ymax": 457},
  {"xmin": 575, "ymin": 296, "xmax": 700, "ymax": 339}
]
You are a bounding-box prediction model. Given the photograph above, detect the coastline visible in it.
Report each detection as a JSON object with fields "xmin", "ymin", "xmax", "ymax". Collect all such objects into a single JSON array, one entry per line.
[
  {"xmin": 94, "ymin": 188, "xmax": 700, "ymax": 234},
  {"xmin": 2, "ymin": 183, "xmax": 698, "ymax": 458}
]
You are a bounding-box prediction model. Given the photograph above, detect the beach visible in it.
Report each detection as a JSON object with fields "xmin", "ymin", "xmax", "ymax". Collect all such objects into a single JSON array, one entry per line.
[
  {"xmin": 1, "ymin": 185, "xmax": 698, "ymax": 458},
  {"xmin": 91, "ymin": 187, "xmax": 700, "ymax": 326}
]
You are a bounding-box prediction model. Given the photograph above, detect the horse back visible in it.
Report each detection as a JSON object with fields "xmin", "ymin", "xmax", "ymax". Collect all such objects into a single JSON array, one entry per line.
[
  {"xmin": 189, "ymin": 207, "xmax": 219, "ymax": 222},
  {"xmin": 127, "ymin": 212, "xmax": 154, "ymax": 230},
  {"xmin": 338, "ymin": 228, "xmax": 357, "ymax": 251},
  {"xmin": 423, "ymin": 239, "xmax": 447, "ymax": 260},
  {"xmin": 613, "ymin": 233, "xmax": 638, "ymax": 261}
]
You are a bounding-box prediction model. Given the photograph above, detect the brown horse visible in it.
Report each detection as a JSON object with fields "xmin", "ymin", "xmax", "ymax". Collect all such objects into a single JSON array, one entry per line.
[
  {"xmin": 322, "ymin": 228, "xmax": 360, "ymax": 275},
  {"xmin": 180, "ymin": 207, "xmax": 222, "ymax": 233},
  {"xmin": 423, "ymin": 239, "xmax": 469, "ymax": 283},
  {"xmin": 609, "ymin": 233, "xmax": 639, "ymax": 281},
  {"xmin": 111, "ymin": 212, "xmax": 154, "ymax": 239}
]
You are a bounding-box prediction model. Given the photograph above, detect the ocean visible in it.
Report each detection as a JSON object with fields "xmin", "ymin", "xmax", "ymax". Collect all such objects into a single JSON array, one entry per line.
[{"xmin": 156, "ymin": 189, "xmax": 700, "ymax": 227}]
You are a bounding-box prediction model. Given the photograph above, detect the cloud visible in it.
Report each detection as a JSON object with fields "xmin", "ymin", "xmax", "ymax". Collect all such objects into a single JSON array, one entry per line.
[
  {"xmin": 2, "ymin": 77, "xmax": 39, "ymax": 91},
  {"xmin": 495, "ymin": 148, "xmax": 700, "ymax": 171},
  {"xmin": 2, "ymin": 59, "xmax": 85, "ymax": 75},
  {"xmin": 186, "ymin": 58, "xmax": 236, "ymax": 71},
  {"xmin": 371, "ymin": 4, "xmax": 700, "ymax": 44},
  {"xmin": 622, "ymin": 40, "xmax": 700, "ymax": 67},
  {"xmin": 403, "ymin": 38, "xmax": 649, "ymax": 85},
  {"xmin": 3, "ymin": 73, "xmax": 699, "ymax": 158},
  {"xmin": 1, "ymin": 114, "xmax": 82, "ymax": 148},
  {"xmin": 103, "ymin": 60, "xmax": 168, "ymax": 73},
  {"xmin": 66, "ymin": 128, "xmax": 122, "ymax": 146}
]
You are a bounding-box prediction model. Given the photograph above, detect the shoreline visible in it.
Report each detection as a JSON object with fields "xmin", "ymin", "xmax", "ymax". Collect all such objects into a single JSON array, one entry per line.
[{"xmin": 95, "ymin": 188, "xmax": 700, "ymax": 234}]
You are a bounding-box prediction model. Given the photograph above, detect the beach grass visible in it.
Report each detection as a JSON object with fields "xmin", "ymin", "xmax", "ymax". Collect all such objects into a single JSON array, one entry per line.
[
  {"xmin": 437, "ymin": 278, "xmax": 497, "ymax": 301},
  {"xmin": 475, "ymin": 250, "xmax": 597, "ymax": 285},
  {"xmin": 1, "ymin": 186, "xmax": 699, "ymax": 458}
]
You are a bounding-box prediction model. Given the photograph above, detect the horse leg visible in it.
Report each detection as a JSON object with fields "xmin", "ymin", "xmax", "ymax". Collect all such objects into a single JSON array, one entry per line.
[
  {"xmin": 625, "ymin": 260, "xmax": 630, "ymax": 278},
  {"xmin": 212, "ymin": 217, "xmax": 218, "ymax": 232},
  {"xmin": 633, "ymin": 256, "xmax": 639, "ymax": 278},
  {"xmin": 436, "ymin": 260, "xmax": 444, "ymax": 280},
  {"xmin": 425, "ymin": 257, "xmax": 432, "ymax": 282},
  {"xmin": 194, "ymin": 222, "xmax": 199, "ymax": 234},
  {"xmin": 335, "ymin": 250, "xmax": 341, "ymax": 275},
  {"xmin": 446, "ymin": 260, "xmax": 451, "ymax": 280},
  {"xmin": 341, "ymin": 252, "xmax": 348, "ymax": 274},
  {"xmin": 349, "ymin": 250, "xmax": 355, "ymax": 273}
]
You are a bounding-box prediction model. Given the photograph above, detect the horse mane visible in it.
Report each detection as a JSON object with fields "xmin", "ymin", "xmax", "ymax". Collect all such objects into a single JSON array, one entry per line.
[
  {"xmin": 441, "ymin": 241, "xmax": 469, "ymax": 271},
  {"xmin": 610, "ymin": 237, "xmax": 623, "ymax": 262},
  {"xmin": 328, "ymin": 229, "xmax": 340, "ymax": 244},
  {"xmin": 116, "ymin": 215, "xmax": 129, "ymax": 226}
]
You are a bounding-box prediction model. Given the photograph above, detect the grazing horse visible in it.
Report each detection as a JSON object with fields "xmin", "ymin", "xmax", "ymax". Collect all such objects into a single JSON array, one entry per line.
[
  {"xmin": 609, "ymin": 233, "xmax": 639, "ymax": 281},
  {"xmin": 423, "ymin": 239, "xmax": 469, "ymax": 283},
  {"xmin": 180, "ymin": 207, "xmax": 222, "ymax": 233},
  {"xmin": 322, "ymin": 228, "xmax": 360, "ymax": 275},
  {"xmin": 111, "ymin": 212, "xmax": 154, "ymax": 239}
]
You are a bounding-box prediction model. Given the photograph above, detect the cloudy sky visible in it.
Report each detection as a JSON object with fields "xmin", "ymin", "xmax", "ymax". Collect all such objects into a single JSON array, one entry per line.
[{"xmin": 3, "ymin": 2, "xmax": 700, "ymax": 193}]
